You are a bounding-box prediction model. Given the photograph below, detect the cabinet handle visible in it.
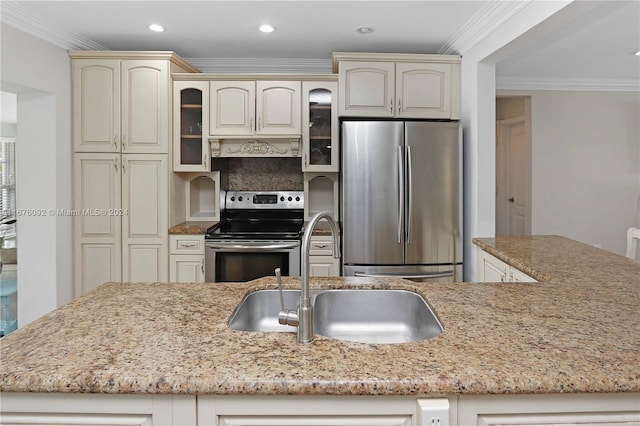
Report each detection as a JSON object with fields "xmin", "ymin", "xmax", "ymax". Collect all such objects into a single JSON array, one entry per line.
[
  {"xmin": 258, "ymin": 117, "xmax": 262, "ymax": 130},
  {"xmin": 114, "ymin": 134, "xmax": 119, "ymax": 151},
  {"xmin": 180, "ymin": 242, "xmax": 197, "ymax": 248},
  {"xmin": 122, "ymin": 135, "xmax": 127, "ymax": 150},
  {"xmin": 203, "ymin": 153, "xmax": 208, "ymax": 169},
  {"xmin": 390, "ymin": 98, "xmax": 393, "ymax": 114},
  {"xmin": 201, "ymin": 258, "xmax": 205, "ymax": 274},
  {"xmin": 313, "ymin": 243, "xmax": 329, "ymax": 249},
  {"xmin": 122, "ymin": 159, "xmax": 127, "ymax": 173},
  {"xmin": 398, "ymin": 99, "xmax": 401, "ymax": 113},
  {"xmin": 114, "ymin": 157, "xmax": 119, "ymax": 173},
  {"xmin": 250, "ymin": 117, "xmax": 253, "ymax": 130},
  {"xmin": 304, "ymin": 154, "xmax": 308, "ymax": 169}
]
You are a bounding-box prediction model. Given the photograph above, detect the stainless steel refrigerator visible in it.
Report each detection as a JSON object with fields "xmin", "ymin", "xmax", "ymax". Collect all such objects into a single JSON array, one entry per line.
[{"xmin": 341, "ymin": 121, "xmax": 463, "ymax": 282}]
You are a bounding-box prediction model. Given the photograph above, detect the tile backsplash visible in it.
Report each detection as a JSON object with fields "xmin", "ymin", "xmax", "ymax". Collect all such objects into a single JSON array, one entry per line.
[{"xmin": 211, "ymin": 158, "xmax": 303, "ymax": 191}]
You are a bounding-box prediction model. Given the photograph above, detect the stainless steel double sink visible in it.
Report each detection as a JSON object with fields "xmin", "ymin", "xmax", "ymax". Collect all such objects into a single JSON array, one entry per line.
[{"xmin": 228, "ymin": 288, "xmax": 443, "ymax": 344}]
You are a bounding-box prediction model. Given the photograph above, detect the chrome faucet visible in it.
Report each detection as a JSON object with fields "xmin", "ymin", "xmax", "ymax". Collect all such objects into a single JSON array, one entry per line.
[{"xmin": 278, "ymin": 211, "xmax": 340, "ymax": 343}]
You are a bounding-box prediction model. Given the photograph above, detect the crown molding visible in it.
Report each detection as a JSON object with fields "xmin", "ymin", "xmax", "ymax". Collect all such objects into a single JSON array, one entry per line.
[
  {"xmin": 439, "ymin": 0, "xmax": 531, "ymax": 55},
  {"xmin": 497, "ymin": 77, "xmax": 640, "ymax": 92},
  {"xmin": 0, "ymin": 1, "xmax": 106, "ymax": 50},
  {"xmin": 185, "ymin": 57, "xmax": 333, "ymax": 74}
]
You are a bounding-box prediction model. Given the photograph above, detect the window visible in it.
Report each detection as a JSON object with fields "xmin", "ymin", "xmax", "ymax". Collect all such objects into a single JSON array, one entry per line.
[{"xmin": 0, "ymin": 137, "xmax": 16, "ymax": 244}]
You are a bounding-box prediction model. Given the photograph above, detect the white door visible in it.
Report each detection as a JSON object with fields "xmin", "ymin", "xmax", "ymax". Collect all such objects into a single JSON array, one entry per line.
[
  {"xmin": 338, "ymin": 61, "xmax": 395, "ymax": 117},
  {"xmin": 209, "ymin": 81, "xmax": 255, "ymax": 135},
  {"xmin": 496, "ymin": 115, "xmax": 530, "ymax": 236},
  {"xmin": 256, "ymin": 81, "xmax": 301, "ymax": 135},
  {"xmin": 170, "ymin": 255, "xmax": 205, "ymax": 282},
  {"xmin": 395, "ymin": 62, "xmax": 451, "ymax": 118},
  {"xmin": 121, "ymin": 60, "xmax": 169, "ymax": 154},
  {"xmin": 72, "ymin": 59, "xmax": 121, "ymax": 152},
  {"xmin": 121, "ymin": 154, "xmax": 168, "ymax": 282},
  {"xmin": 74, "ymin": 153, "xmax": 122, "ymax": 295}
]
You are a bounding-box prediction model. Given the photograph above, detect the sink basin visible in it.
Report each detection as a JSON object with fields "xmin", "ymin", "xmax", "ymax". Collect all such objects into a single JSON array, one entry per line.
[
  {"xmin": 313, "ymin": 289, "xmax": 443, "ymax": 344},
  {"xmin": 228, "ymin": 288, "xmax": 443, "ymax": 344},
  {"xmin": 228, "ymin": 289, "xmax": 300, "ymax": 332}
]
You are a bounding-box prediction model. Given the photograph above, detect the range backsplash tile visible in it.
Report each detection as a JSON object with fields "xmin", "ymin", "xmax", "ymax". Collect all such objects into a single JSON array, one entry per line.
[{"xmin": 212, "ymin": 158, "xmax": 303, "ymax": 191}]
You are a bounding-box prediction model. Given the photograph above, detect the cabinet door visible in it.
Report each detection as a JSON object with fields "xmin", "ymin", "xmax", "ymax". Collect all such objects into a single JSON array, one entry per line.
[
  {"xmin": 72, "ymin": 59, "xmax": 121, "ymax": 152},
  {"xmin": 510, "ymin": 267, "xmax": 537, "ymax": 283},
  {"xmin": 210, "ymin": 81, "xmax": 255, "ymax": 135},
  {"xmin": 477, "ymin": 250, "xmax": 508, "ymax": 282},
  {"xmin": 338, "ymin": 61, "xmax": 394, "ymax": 117},
  {"xmin": 302, "ymin": 81, "xmax": 339, "ymax": 172},
  {"xmin": 173, "ymin": 81, "xmax": 209, "ymax": 171},
  {"xmin": 121, "ymin": 154, "xmax": 168, "ymax": 282},
  {"xmin": 256, "ymin": 81, "xmax": 301, "ymax": 135},
  {"xmin": 396, "ymin": 63, "xmax": 451, "ymax": 118},
  {"xmin": 170, "ymin": 255, "xmax": 205, "ymax": 282},
  {"xmin": 309, "ymin": 256, "xmax": 340, "ymax": 277},
  {"xmin": 121, "ymin": 60, "xmax": 169, "ymax": 154},
  {"xmin": 74, "ymin": 154, "xmax": 122, "ymax": 295}
]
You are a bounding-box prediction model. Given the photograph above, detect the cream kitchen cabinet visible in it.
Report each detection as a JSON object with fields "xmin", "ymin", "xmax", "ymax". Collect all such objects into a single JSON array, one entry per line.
[
  {"xmin": 476, "ymin": 248, "xmax": 537, "ymax": 282},
  {"xmin": 173, "ymin": 81, "xmax": 209, "ymax": 171},
  {"xmin": 0, "ymin": 393, "xmax": 196, "ymax": 425},
  {"xmin": 308, "ymin": 235, "xmax": 340, "ymax": 277},
  {"xmin": 302, "ymin": 81, "xmax": 339, "ymax": 172},
  {"xmin": 209, "ymin": 80, "xmax": 301, "ymax": 137},
  {"xmin": 458, "ymin": 393, "xmax": 640, "ymax": 426},
  {"xmin": 334, "ymin": 53, "xmax": 461, "ymax": 119},
  {"xmin": 72, "ymin": 58, "xmax": 170, "ymax": 154},
  {"xmin": 74, "ymin": 154, "xmax": 168, "ymax": 294},
  {"xmin": 169, "ymin": 234, "xmax": 205, "ymax": 283}
]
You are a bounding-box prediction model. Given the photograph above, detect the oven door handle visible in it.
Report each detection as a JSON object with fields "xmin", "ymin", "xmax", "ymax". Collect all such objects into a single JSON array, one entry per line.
[{"xmin": 205, "ymin": 242, "xmax": 300, "ymax": 252}]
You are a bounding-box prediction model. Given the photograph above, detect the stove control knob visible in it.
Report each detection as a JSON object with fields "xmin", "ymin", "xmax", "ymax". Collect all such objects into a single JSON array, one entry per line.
[
  {"xmin": 288, "ymin": 196, "xmax": 293, "ymax": 201},
  {"xmin": 295, "ymin": 196, "xmax": 300, "ymax": 202},
  {"xmin": 280, "ymin": 196, "xmax": 285, "ymax": 202},
  {"xmin": 230, "ymin": 196, "xmax": 235, "ymax": 201},
  {"xmin": 238, "ymin": 196, "xmax": 243, "ymax": 202}
]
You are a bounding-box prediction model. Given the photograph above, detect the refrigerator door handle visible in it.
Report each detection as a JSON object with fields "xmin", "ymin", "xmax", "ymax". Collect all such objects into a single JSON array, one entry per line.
[
  {"xmin": 354, "ymin": 271, "xmax": 454, "ymax": 279},
  {"xmin": 406, "ymin": 144, "xmax": 413, "ymax": 244},
  {"xmin": 397, "ymin": 145, "xmax": 404, "ymax": 244}
]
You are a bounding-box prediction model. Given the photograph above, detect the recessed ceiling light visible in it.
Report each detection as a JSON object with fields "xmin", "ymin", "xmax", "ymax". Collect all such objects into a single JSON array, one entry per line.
[
  {"xmin": 148, "ymin": 24, "xmax": 164, "ymax": 32},
  {"xmin": 356, "ymin": 26, "xmax": 374, "ymax": 34},
  {"xmin": 259, "ymin": 24, "xmax": 275, "ymax": 33},
  {"xmin": 635, "ymin": 50, "xmax": 640, "ymax": 56}
]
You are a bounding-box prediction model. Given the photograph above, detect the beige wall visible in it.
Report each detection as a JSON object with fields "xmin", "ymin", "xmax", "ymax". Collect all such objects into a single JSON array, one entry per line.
[
  {"xmin": 500, "ymin": 90, "xmax": 640, "ymax": 255},
  {"xmin": 0, "ymin": 23, "xmax": 73, "ymax": 326}
]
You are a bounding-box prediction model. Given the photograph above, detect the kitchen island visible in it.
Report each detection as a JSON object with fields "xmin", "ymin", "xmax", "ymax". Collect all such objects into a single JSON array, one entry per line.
[{"xmin": 1, "ymin": 236, "xmax": 638, "ymax": 425}]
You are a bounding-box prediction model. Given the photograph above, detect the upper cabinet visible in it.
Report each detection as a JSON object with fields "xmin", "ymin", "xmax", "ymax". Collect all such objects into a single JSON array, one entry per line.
[
  {"xmin": 209, "ymin": 81, "xmax": 301, "ymax": 137},
  {"xmin": 173, "ymin": 81, "xmax": 209, "ymax": 171},
  {"xmin": 73, "ymin": 58, "xmax": 171, "ymax": 153},
  {"xmin": 302, "ymin": 81, "xmax": 339, "ymax": 172},
  {"xmin": 334, "ymin": 52, "xmax": 461, "ymax": 119}
]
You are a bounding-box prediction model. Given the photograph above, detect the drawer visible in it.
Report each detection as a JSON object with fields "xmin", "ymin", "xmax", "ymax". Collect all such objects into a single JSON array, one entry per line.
[
  {"xmin": 170, "ymin": 234, "xmax": 205, "ymax": 255},
  {"xmin": 309, "ymin": 236, "xmax": 336, "ymax": 256}
]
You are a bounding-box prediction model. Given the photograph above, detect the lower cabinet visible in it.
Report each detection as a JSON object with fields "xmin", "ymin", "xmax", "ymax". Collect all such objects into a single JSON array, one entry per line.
[
  {"xmin": 2, "ymin": 393, "xmax": 638, "ymax": 425},
  {"xmin": 0, "ymin": 393, "xmax": 196, "ymax": 425},
  {"xmin": 477, "ymin": 248, "xmax": 537, "ymax": 282},
  {"xmin": 197, "ymin": 395, "xmax": 451, "ymax": 426},
  {"xmin": 74, "ymin": 153, "xmax": 168, "ymax": 295},
  {"xmin": 169, "ymin": 234, "xmax": 205, "ymax": 282},
  {"xmin": 458, "ymin": 393, "xmax": 640, "ymax": 425},
  {"xmin": 308, "ymin": 235, "xmax": 341, "ymax": 277}
]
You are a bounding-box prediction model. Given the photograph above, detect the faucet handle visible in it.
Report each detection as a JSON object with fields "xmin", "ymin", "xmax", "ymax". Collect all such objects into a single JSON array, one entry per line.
[{"xmin": 275, "ymin": 267, "xmax": 299, "ymax": 326}]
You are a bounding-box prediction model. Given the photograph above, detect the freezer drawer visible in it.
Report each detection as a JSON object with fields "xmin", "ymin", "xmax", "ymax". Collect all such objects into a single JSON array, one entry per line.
[{"xmin": 343, "ymin": 264, "xmax": 462, "ymax": 283}]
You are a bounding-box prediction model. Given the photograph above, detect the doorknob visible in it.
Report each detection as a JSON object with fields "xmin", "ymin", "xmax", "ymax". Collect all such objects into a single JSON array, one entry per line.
[{"xmin": 508, "ymin": 197, "xmax": 515, "ymax": 202}]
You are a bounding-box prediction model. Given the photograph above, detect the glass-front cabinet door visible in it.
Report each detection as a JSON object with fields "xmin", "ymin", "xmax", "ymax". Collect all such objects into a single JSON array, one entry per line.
[
  {"xmin": 302, "ymin": 81, "xmax": 339, "ymax": 172},
  {"xmin": 173, "ymin": 81, "xmax": 209, "ymax": 172}
]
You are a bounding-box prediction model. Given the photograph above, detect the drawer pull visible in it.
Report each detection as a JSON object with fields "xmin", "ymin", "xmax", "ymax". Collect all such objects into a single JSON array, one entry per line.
[
  {"xmin": 179, "ymin": 242, "xmax": 198, "ymax": 248},
  {"xmin": 313, "ymin": 243, "xmax": 329, "ymax": 249}
]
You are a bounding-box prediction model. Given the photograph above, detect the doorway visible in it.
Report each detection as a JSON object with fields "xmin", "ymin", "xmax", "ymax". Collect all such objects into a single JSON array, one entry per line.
[{"xmin": 495, "ymin": 96, "xmax": 532, "ymax": 236}]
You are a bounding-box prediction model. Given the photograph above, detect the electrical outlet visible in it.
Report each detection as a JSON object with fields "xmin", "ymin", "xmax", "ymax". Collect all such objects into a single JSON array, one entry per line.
[{"xmin": 417, "ymin": 398, "xmax": 450, "ymax": 426}]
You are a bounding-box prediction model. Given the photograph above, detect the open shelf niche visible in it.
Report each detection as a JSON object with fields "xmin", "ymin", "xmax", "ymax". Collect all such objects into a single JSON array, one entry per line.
[
  {"xmin": 304, "ymin": 172, "xmax": 339, "ymax": 222},
  {"xmin": 185, "ymin": 171, "xmax": 220, "ymax": 221}
]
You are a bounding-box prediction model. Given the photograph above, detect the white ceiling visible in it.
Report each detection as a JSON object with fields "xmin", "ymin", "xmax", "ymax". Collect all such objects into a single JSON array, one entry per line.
[{"xmin": 1, "ymin": 0, "xmax": 639, "ymax": 89}]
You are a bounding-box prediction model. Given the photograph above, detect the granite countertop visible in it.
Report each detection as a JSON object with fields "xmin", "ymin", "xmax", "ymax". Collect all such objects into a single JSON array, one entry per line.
[
  {"xmin": 0, "ymin": 235, "xmax": 638, "ymax": 396},
  {"xmin": 168, "ymin": 221, "xmax": 217, "ymax": 234}
]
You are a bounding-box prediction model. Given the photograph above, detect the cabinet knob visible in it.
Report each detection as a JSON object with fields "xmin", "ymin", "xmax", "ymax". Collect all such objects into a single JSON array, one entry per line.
[{"xmin": 508, "ymin": 197, "xmax": 515, "ymax": 203}]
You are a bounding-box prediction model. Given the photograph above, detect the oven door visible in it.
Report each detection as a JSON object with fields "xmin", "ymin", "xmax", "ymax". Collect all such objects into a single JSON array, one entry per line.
[{"xmin": 205, "ymin": 240, "xmax": 301, "ymax": 282}]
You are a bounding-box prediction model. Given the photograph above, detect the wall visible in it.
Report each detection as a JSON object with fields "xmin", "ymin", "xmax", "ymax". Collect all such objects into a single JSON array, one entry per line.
[
  {"xmin": 0, "ymin": 23, "xmax": 73, "ymax": 326},
  {"xmin": 525, "ymin": 91, "xmax": 639, "ymax": 255}
]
